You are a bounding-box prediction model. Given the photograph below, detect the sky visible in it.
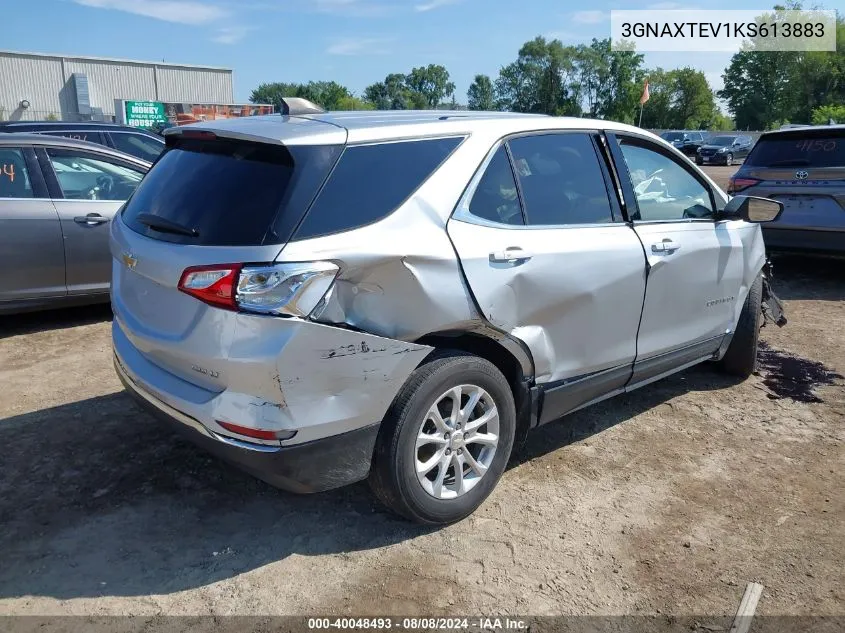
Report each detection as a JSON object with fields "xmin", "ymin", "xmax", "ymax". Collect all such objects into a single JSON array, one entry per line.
[{"xmin": 0, "ymin": 0, "xmax": 751, "ymax": 104}]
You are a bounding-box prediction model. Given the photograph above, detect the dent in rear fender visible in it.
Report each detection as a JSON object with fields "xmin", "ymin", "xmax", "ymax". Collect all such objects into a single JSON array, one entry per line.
[{"xmin": 224, "ymin": 316, "xmax": 433, "ymax": 444}]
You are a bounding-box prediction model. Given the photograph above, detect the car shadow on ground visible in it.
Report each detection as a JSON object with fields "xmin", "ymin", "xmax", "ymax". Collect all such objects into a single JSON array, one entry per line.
[
  {"xmin": 0, "ymin": 303, "xmax": 112, "ymax": 339},
  {"xmin": 0, "ymin": 363, "xmax": 739, "ymax": 601}
]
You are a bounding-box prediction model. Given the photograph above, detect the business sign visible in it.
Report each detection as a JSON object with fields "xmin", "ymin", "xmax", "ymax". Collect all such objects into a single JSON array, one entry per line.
[
  {"xmin": 116, "ymin": 99, "xmax": 274, "ymax": 128},
  {"xmin": 123, "ymin": 100, "xmax": 168, "ymax": 128}
]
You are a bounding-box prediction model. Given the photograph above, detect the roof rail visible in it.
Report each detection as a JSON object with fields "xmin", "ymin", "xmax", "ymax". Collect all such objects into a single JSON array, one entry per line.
[{"xmin": 280, "ymin": 97, "xmax": 326, "ymax": 116}]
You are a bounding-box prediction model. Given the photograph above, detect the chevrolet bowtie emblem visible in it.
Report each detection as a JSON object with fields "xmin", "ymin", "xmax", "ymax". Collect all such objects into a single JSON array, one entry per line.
[{"xmin": 122, "ymin": 252, "xmax": 138, "ymax": 269}]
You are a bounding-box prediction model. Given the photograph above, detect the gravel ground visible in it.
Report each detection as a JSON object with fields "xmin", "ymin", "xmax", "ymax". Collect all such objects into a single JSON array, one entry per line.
[{"xmin": 0, "ymin": 165, "xmax": 842, "ymax": 620}]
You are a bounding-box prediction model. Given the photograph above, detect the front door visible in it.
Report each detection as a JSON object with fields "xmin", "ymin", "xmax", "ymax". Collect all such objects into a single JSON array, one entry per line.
[
  {"xmin": 447, "ymin": 132, "xmax": 647, "ymax": 421},
  {"xmin": 0, "ymin": 146, "xmax": 66, "ymax": 304},
  {"xmin": 40, "ymin": 147, "xmax": 146, "ymax": 295},
  {"xmin": 608, "ymin": 133, "xmax": 745, "ymax": 385}
]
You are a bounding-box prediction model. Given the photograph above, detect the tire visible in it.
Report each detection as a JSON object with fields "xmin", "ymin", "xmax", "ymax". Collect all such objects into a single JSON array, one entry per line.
[
  {"xmin": 695, "ymin": 158, "xmax": 703, "ymax": 165},
  {"xmin": 725, "ymin": 153, "xmax": 733, "ymax": 166},
  {"xmin": 718, "ymin": 273, "xmax": 762, "ymax": 378},
  {"xmin": 369, "ymin": 351, "xmax": 516, "ymax": 524}
]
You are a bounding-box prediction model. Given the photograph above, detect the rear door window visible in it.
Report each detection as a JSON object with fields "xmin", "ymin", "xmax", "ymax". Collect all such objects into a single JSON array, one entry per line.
[
  {"xmin": 122, "ymin": 137, "xmax": 342, "ymax": 246},
  {"xmin": 0, "ymin": 148, "xmax": 34, "ymax": 198},
  {"xmin": 293, "ymin": 137, "xmax": 464, "ymax": 240},
  {"xmin": 507, "ymin": 133, "xmax": 615, "ymax": 225},
  {"xmin": 466, "ymin": 146, "xmax": 524, "ymax": 225},
  {"xmin": 46, "ymin": 149, "xmax": 145, "ymax": 201},
  {"xmin": 109, "ymin": 132, "xmax": 164, "ymax": 162},
  {"xmin": 746, "ymin": 133, "xmax": 845, "ymax": 168},
  {"xmin": 43, "ymin": 130, "xmax": 106, "ymax": 145}
]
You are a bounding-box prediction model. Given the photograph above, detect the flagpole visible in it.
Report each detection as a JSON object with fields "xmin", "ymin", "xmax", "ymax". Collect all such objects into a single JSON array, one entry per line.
[{"xmin": 638, "ymin": 103, "xmax": 644, "ymax": 128}]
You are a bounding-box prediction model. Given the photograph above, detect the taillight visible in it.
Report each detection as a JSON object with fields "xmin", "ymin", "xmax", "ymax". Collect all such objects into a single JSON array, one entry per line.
[
  {"xmin": 178, "ymin": 264, "xmax": 241, "ymax": 310},
  {"xmin": 728, "ymin": 177, "xmax": 760, "ymax": 194},
  {"xmin": 177, "ymin": 261, "xmax": 339, "ymax": 316}
]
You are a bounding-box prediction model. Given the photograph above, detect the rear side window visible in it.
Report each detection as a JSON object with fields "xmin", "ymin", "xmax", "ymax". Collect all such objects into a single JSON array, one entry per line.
[
  {"xmin": 467, "ymin": 146, "xmax": 524, "ymax": 225},
  {"xmin": 294, "ymin": 137, "xmax": 463, "ymax": 240},
  {"xmin": 122, "ymin": 138, "xmax": 342, "ymax": 246},
  {"xmin": 0, "ymin": 148, "xmax": 34, "ymax": 198},
  {"xmin": 747, "ymin": 133, "xmax": 845, "ymax": 168}
]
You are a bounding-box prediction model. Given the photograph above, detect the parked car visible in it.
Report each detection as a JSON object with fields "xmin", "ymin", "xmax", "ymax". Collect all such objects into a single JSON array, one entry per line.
[
  {"xmin": 695, "ymin": 134, "xmax": 754, "ymax": 166},
  {"xmin": 111, "ymin": 111, "xmax": 784, "ymax": 524},
  {"xmin": 660, "ymin": 130, "xmax": 707, "ymax": 157},
  {"xmin": 728, "ymin": 124, "xmax": 845, "ymax": 255},
  {"xmin": 0, "ymin": 134, "xmax": 150, "ymax": 314},
  {"xmin": 0, "ymin": 121, "xmax": 164, "ymax": 163}
]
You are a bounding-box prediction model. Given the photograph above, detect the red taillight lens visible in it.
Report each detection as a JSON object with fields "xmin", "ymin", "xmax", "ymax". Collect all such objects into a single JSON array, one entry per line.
[
  {"xmin": 179, "ymin": 129, "xmax": 218, "ymax": 141},
  {"xmin": 728, "ymin": 177, "xmax": 760, "ymax": 194},
  {"xmin": 178, "ymin": 264, "xmax": 241, "ymax": 309},
  {"xmin": 216, "ymin": 420, "xmax": 293, "ymax": 441}
]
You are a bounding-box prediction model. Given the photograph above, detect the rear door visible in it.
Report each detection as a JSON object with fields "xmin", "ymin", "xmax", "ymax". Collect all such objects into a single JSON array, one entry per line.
[
  {"xmin": 608, "ymin": 132, "xmax": 744, "ymax": 384},
  {"xmin": 0, "ymin": 146, "xmax": 66, "ymax": 303},
  {"xmin": 447, "ymin": 131, "xmax": 647, "ymax": 421},
  {"xmin": 39, "ymin": 146, "xmax": 146, "ymax": 295}
]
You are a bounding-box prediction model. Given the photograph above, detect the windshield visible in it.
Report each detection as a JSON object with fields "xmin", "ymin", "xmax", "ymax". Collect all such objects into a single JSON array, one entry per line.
[
  {"xmin": 710, "ymin": 136, "xmax": 736, "ymax": 146},
  {"xmin": 746, "ymin": 133, "xmax": 845, "ymax": 168}
]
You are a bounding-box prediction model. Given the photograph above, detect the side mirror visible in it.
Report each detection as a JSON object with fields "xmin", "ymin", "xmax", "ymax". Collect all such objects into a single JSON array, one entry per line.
[{"xmin": 724, "ymin": 195, "xmax": 784, "ymax": 222}]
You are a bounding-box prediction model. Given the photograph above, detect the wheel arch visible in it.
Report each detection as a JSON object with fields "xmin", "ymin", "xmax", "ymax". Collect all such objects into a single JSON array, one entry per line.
[{"xmin": 413, "ymin": 329, "xmax": 538, "ymax": 446}]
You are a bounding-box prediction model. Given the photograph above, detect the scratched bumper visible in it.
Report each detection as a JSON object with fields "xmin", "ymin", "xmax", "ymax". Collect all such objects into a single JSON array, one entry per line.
[{"xmin": 113, "ymin": 315, "xmax": 432, "ymax": 488}]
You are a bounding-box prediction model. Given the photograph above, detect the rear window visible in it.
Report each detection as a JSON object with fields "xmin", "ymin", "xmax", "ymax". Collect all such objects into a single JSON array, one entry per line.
[
  {"xmin": 122, "ymin": 137, "xmax": 342, "ymax": 246},
  {"xmin": 293, "ymin": 137, "xmax": 464, "ymax": 240},
  {"xmin": 746, "ymin": 133, "xmax": 845, "ymax": 168}
]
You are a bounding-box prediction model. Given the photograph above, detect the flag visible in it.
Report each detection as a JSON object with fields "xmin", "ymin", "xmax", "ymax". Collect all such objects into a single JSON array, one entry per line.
[{"xmin": 639, "ymin": 79, "xmax": 650, "ymax": 106}]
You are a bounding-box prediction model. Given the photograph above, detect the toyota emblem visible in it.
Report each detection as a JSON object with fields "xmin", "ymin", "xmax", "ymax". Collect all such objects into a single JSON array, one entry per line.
[{"xmin": 795, "ymin": 170, "xmax": 809, "ymax": 180}]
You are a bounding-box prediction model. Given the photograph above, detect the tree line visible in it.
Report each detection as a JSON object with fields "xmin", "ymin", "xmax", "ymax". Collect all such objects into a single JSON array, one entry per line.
[{"xmin": 250, "ymin": 10, "xmax": 844, "ymax": 131}]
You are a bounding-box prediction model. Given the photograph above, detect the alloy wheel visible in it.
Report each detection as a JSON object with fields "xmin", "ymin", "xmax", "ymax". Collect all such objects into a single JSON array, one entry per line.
[{"xmin": 414, "ymin": 384, "xmax": 500, "ymax": 500}]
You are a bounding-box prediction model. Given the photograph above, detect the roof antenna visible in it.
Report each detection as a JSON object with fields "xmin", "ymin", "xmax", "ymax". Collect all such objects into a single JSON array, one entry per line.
[{"xmin": 279, "ymin": 97, "xmax": 326, "ymax": 116}]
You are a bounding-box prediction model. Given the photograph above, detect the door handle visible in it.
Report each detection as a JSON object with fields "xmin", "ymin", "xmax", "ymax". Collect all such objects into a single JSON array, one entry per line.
[
  {"xmin": 651, "ymin": 239, "xmax": 681, "ymax": 254},
  {"xmin": 74, "ymin": 213, "xmax": 109, "ymax": 226},
  {"xmin": 489, "ymin": 247, "xmax": 532, "ymax": 264}
]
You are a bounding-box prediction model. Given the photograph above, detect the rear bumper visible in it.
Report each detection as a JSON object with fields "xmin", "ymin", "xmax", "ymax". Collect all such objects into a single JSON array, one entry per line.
[
  {"xmin": 116, "ymin": 352, "xmax": 381, "ymax": 493},
  {"xmin": 762, "ymin": 226, "xmax": 845, "ymax": 255}
]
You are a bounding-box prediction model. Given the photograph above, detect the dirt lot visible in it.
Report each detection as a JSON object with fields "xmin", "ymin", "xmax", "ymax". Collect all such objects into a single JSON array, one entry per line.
[{"xmin": 0, "ymin": 165, "xmax": 842, "ymax": 620}]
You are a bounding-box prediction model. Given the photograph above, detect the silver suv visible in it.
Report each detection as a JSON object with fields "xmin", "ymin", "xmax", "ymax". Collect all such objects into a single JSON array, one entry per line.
[{"xmin": 111, "ymin": 110, "xmax": 785, "ymax": 524}]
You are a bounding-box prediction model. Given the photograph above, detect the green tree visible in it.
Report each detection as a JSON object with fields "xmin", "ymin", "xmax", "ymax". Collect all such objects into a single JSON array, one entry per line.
[
  {"xmin": 811, "ymin": 104, "xmax": 845, "ymax": 125},
  {"xmin": 405, "ymin": 64, "xmax": 456, "ymax": 108},
  {"xmin": 364, "ymin": 73, "xmax": 421, "ymax": 110},
  {"xmin": 588, "ymin": 38, "xmax": 645, "ymax": 124},
  {"xmin": 494, "ymin": 36, "xmax": 581, "ymax": 115},
  {"xmin": 467, "ymin": 74, "xmax": 495, "ymax": 110},
  {"xmin": 637, "ymin": 68, "xmax": 675, "ymax": 129},
  {"xmin": 671, "ymin": 68, "xmax": 715, "ymax": 129},
  {"xmin": 719, "ymin": 50, "xmax": 795, "ymax": 129},
  {"xmin": 249, "ymin": 81, "xmax": 353, "ymax": 110}
]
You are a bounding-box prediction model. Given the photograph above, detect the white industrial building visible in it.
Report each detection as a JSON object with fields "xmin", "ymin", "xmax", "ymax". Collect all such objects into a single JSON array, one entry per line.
[{"xmin": 0, "ymin": 50, "xmax": 234, "ymax": 122}]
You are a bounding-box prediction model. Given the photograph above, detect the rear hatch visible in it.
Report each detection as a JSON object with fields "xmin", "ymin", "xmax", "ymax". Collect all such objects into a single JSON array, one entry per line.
[
  {"xmin": 736, "ymin": 128, "xmax": 845, "ymax": 230},
  {"xmin": 111, "ymin": 119, "xmax": 345, "ymax": 389}
]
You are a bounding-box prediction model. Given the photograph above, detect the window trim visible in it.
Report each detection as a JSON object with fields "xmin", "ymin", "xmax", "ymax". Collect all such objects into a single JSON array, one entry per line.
[
  {"xmin": 606, "ymin": 131, "xmax": 721, "ymax": 225},
  {"xmin": 38, "ymin": 146, "xmax": 147, "ymax": 200},
  {"xmin": 452, "ymin": 129, "xmax": 626, "ymax": 230}
]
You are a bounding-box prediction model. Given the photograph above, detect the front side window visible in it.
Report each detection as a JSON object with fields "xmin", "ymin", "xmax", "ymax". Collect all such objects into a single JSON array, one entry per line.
[
  {"xmin": 294, "ymin": 137, "xmax": 463, "ymax": 240},
  {"xmin": 0, "ymin": 148, "xmax": 34, "ymax": 199},
  {"xmin": 46, "ymin": 149, "xmax": 145, "ymax": 201},
  {"xmin": 110, "ymin": 133, "xmax": 165, "ymax": 163},
  {"xmin": 618, "ymin": 141, "xmax": 714, "ymax": 221},
  {"xmin": 466, "ymin": 146, "xmax": 523, "ymax": 225},
  {"xmin": 507, "ymin": 133, "xmax": 615, "ymax": 225}
]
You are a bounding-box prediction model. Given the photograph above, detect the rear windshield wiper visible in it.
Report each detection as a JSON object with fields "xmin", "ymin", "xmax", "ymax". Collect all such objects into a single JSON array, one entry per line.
[
  {"xmin": 136, "ymin": 213, "xmax": 200, "ymax": 237},
  {"xmin": 766, "ymin": 159, "xmax": 810, "ymax": 166}
]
